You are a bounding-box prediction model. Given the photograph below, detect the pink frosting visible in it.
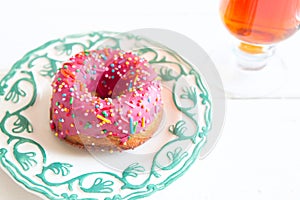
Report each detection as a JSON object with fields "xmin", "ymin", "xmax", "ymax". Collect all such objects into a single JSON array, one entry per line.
[{"xmin": 50, "ymin": 48, "xmax": 163, "ymax": 145}]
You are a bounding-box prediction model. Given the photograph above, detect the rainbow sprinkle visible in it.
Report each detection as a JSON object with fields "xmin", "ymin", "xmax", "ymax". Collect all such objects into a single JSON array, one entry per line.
[
  {"xmin": 129, "ymin": 117, "xmax": 134, "ymax": 134},
  {"xmin": 97, "ymin": 114, "xmax": 111, "ymax": 124}
]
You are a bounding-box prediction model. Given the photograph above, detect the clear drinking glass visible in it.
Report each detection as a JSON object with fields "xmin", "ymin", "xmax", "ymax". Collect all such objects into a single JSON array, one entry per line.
[{"xmin": 217, "ymin": 0, "xmax": 300, "ymax": 97}]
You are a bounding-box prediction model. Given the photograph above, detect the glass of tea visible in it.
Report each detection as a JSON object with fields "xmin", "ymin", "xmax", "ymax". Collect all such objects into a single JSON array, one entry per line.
[{"xmin": 217, "ymin": 0, "xmax": 300, "ymax": 97}]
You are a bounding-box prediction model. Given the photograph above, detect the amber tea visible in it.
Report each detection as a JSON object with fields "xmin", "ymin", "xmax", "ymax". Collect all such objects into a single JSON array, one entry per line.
[{"xmin": 220, "ymin": 0, "xmax": 300, "ymax": 45}]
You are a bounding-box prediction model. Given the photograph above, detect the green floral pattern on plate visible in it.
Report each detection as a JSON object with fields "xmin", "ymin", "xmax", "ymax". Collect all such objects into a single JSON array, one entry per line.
[{"xmin": 0, "ymin": 31, "xmax": 211, "ymax": 200}]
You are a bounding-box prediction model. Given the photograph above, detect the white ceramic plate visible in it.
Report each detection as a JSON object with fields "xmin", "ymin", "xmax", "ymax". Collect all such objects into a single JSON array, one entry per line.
[{"xmin": 0, "ymin": 31, "xmax": 211, "ymax": 200}]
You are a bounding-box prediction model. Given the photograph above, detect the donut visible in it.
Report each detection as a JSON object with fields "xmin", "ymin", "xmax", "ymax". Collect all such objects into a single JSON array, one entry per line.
[{"xmin": 49, "ymin": 48, "xmax": 163, "ymax": 151}]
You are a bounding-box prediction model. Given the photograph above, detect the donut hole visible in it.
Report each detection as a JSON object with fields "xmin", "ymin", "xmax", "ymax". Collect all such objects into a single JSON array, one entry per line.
[
  {"xmin": 94, "ymin": 51, "xmax": 155, "ymax": 100},
  {"xmin": 95, "ymin": 70, "xmax": 124, "ymax": 99}
]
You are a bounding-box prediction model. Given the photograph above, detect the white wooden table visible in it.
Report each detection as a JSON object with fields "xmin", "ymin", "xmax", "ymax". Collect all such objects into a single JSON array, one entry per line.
[{"xmin": 1, "ymin": 0, "xmax": 300, "ymax": 199}]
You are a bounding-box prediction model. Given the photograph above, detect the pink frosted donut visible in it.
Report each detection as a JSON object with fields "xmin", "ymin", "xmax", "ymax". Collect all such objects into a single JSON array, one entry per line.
[{"xmin": 49, "ymin": 48, "xmax": 163, "ymax": 150}]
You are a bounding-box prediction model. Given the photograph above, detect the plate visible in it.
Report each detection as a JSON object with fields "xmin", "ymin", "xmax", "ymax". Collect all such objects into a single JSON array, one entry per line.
[{"xmin": 0, "ymin": 31, "xmax": 212, "ymax": 200}]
